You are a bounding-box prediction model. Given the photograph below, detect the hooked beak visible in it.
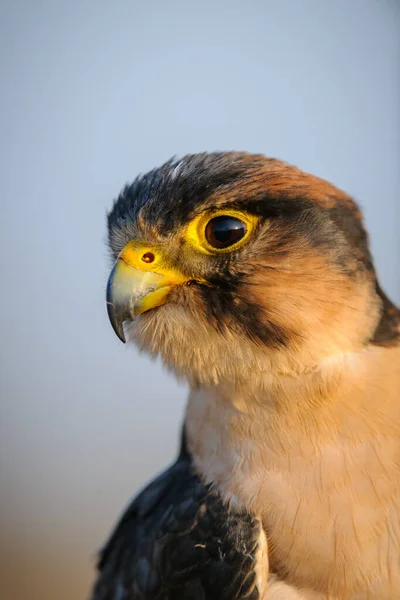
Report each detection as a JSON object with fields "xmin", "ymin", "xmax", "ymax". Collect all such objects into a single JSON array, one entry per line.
[{"xmin": 106, "ymin": 243, "xmax": 188, "ymax": 343}]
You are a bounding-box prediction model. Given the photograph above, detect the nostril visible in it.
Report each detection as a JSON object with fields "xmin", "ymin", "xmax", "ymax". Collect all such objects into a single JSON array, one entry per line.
[{"xmin": 141, "ymin": 251, "xmax": 155, "ymax": 264}]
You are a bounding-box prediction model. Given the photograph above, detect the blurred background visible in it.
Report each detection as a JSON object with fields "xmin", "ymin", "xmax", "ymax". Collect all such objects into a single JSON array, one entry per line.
[{"xmin": 0, "ymin": 1, "xmax": 399, "ymax": 599}]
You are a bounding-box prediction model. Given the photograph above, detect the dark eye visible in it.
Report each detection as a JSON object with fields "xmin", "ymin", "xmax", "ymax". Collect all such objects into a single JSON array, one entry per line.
[{"xmin": 205, "ymin": 216, "xmax": 247, "ymax": 249}]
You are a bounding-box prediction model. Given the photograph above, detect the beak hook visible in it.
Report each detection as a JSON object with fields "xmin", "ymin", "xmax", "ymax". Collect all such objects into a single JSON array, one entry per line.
[{"xmin": 106, "ymin": 264, "xmax": 127, "ymax": 343}]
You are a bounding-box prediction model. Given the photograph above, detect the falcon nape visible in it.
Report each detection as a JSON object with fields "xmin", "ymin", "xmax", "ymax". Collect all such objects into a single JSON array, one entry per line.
[{"xmin": 92, "ymin": 152, "xmax": 400, "ymax": 600}]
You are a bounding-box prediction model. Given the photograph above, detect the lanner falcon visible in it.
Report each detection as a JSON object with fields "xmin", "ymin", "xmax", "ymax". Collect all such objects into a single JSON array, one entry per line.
[{"xmin": 91, "ymin": 152, "xmax": 400, "ymax": 600}]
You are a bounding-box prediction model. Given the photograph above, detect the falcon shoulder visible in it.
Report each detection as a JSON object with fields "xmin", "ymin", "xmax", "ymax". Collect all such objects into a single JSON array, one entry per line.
[{"xmin": 91, "ymin": 444, "xmax": 263, "ymax": 600}]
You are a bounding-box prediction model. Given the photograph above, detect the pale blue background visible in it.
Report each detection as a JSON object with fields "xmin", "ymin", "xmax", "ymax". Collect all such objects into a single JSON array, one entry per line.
[{"xmin": 1, "ymin": 1, "xmax": 399, "ymax": 599}]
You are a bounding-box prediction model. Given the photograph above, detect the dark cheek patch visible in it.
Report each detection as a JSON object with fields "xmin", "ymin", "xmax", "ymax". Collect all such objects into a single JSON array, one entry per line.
[
  {"xmin": 371, "ymin": 283, "xmax": 400, "ymax": 347},
  {"xmin": 199, "ymin": 281, "xmax": 290, "ymax": 348}
]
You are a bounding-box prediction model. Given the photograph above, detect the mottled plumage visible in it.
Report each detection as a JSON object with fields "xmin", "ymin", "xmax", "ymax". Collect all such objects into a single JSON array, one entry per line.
[{"xmin": 92, "ymin": 435, "xmax": 263, "ymax": 600}]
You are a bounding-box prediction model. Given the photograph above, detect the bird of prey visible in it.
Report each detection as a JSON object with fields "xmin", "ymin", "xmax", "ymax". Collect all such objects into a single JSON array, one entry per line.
[{"xmin": 92, "ymin": 152, "xmax": 400, "ymax": 600}]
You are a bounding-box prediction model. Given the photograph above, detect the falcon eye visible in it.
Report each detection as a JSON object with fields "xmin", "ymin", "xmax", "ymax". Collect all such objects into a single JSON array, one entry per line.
[
  {"xmin": 205, "ymin": 216, "xmax": 247, "ymax": 249},
  {"xmin": 185, "ymin": 209, "xmax": 257, "ymax": 254}
]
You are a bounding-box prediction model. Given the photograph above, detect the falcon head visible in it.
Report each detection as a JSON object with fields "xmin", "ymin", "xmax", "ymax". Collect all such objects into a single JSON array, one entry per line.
[{"xmin": 106, "ymin": 152, "xmax": 394, "ymax": 384}]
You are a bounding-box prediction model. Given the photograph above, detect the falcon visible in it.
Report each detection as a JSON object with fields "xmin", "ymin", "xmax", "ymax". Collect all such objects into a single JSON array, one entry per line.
[{"xmin": 91, "ymin": 152, "xmax": 400, "ymax": 599}]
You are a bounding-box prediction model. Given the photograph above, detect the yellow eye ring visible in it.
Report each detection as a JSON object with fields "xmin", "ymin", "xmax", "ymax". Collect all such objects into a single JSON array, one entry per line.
[{"xmin": 185, "ymin": 209, "xmax": 259, "ymax": 254}]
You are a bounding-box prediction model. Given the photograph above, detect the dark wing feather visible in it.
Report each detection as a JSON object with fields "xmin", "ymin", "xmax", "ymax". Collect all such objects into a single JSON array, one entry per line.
[{"xmin": 90, "ymin": 453, "xmax": 262, "ymax": 600}]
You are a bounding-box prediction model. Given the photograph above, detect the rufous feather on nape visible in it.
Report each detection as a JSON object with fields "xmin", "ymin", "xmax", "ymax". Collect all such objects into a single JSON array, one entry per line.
[{"xmin": 92, "ymin": 152, "xmax": 400, "ymax": 600}]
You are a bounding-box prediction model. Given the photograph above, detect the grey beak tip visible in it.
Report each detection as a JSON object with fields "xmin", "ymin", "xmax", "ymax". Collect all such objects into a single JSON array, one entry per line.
[
  {"xmin": 106, "ymin": 268, "xmax": 127, "ymax": 343},
  {"xmin": 106, "ymin": 300, "xmax": 126, "ymax": 343},
  {"xmin": 117, "ymin": 332, "xmax": 127, "ymax": 344},
  {"xmin": 116, "ymin": 324, "xmax": 126, "ymax": 344}
]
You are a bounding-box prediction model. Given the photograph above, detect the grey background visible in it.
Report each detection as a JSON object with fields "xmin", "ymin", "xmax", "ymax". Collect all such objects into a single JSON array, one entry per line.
[{"xmin": 1, "ymin": 1, "xmax": 399, "ymax": 599}]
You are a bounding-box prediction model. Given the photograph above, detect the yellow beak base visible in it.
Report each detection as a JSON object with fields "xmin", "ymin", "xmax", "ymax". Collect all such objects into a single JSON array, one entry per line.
[{"xmin": 106, "ymin": 243, "xmax": 188, "ymax": 342}]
